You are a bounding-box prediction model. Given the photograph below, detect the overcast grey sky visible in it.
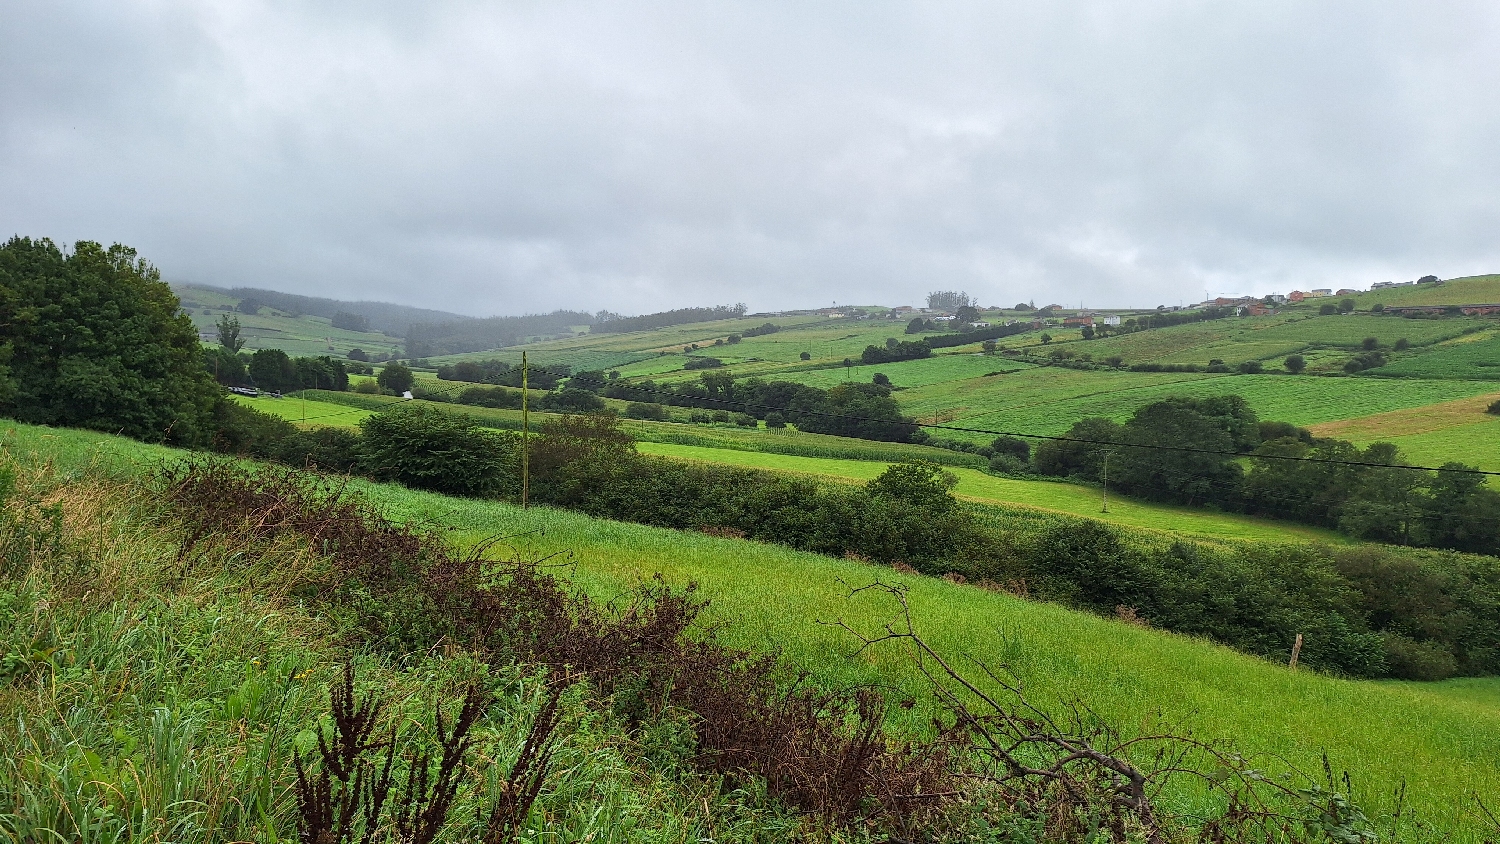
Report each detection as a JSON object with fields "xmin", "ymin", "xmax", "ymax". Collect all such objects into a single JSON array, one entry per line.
[{"xmin": 3, "ymin": 2, "xmax": 1498, "ymax": 316}]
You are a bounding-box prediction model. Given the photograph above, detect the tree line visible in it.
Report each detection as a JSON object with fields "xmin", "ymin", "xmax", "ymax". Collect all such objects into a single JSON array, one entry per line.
[
  {"xmin": 1022, "ymin": 395, "xmax": 1500, "ymax": 554},
  {"xmin": 590, "ymin": 304, "xmax": 748, "ymax": 334}
]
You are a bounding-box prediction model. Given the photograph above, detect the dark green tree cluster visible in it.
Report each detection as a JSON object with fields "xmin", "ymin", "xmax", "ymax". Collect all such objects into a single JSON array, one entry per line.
[
  {"xmin": 590, "ymin": 304, "xmax": 747, "ymax": 334},
  {"xmin": 1031, "ymin": 394, "xmax": 1500, "ymax": 554},
  {"xmin": 860, "ymin": 339, "xmax": 931, "ymax": 364},
  {"xmin": 599, "ymin": 371, "xmax": 923, "ymax": 443},
  {"xmin": 0, "ymin": 237, "xmax": 220, "ymax": 445},
  {"xmin": 740, "ymin": 322, "xmax": 780, "ymax": 337},
  {"xmin": 330, "ymin": 311, "xmax": 370, "ymax": 331},
  {"xmin": 243, "ymin": 349, "xmax": 349, "ymax": 393},
  {"xmin": 434, "ymin": 359, "xmax": 564, "ymax": 390}
]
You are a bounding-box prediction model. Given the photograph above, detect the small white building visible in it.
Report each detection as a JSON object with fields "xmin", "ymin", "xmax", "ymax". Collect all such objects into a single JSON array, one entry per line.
[{"xmin": 1102, "ymin": 315, "xmax": 1122, "ymax": 326}]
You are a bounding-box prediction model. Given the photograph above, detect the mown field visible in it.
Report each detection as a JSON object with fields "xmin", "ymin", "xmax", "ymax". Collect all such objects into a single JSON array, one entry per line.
[
  {"xmin": 637, "ymin": 441, "xmax": 1345, "ymax": 544},
  {"xmin": 7, "ymin": 420, "xmax": 1498, "ymax": 840}
]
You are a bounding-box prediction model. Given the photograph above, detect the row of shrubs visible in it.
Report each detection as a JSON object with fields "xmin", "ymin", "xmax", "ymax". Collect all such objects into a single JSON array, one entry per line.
[{"xmin": 218, "ymin": 401, "xmax": 1500, "ymax": 681}]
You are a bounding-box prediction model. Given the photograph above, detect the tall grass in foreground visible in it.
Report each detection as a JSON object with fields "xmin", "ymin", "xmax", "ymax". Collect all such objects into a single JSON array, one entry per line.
[{"xmin": 0, "ymin": 457, "xmax": 801, "ymax": 843}]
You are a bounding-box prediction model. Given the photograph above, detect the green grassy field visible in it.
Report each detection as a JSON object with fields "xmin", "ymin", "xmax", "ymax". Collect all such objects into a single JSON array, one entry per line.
[
  {"xmin": 7, "ymin": 420, "xmax": 1496, "ymax": 839},
  {"xmin": 1304, "ymin": 392, "xmax": 1500, "ymax": 473},
  {"xmin": 176, "ymin": 285, "xmax": 409, "ymax": 359},
  {"xmin": 1375, "ymin": 333, "xmax": 1500, "ymax": 379},
  {"xmin": 1054, "ymin": 313, "xmax": 1484, "ymax": 370},
  {"xmin": 296, "ymin": 389, "xmax": 991, "ymax": 466},
  {"xmin": 1348, "ymin": 274, "xmax": 1500, "ymax": 308},
  {"xmin": 637, "ymin": 441, "xmax": 1345, "ymax": 544},
  {"xmin": 231, "ymin": 393, "xmax": 375, "ymax": 427},
  {"xmin": 892, "ymin": 368, "xmax": 1498, "ymax": 441}
]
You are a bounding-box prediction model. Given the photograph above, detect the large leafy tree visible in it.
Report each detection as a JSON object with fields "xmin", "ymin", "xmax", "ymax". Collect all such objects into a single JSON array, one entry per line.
[
  {"xmin": 248, "ymin": 349, "xmax": 299, "ymax": 392},
  {"xmin": 0, "ymin": 237, "xmax": 219, "ymax": 445}
]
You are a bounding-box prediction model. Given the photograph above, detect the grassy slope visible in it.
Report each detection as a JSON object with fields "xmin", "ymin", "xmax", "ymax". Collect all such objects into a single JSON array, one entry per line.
[
  {"xmin": 894, "ymin": 368, "xmax": 1497, "ymax": 441},
  {"xmin": 7, "ymin": 421, "xmax": 1495, "ymax": 838},
  {"xmin": 1349, "ymin": 274, "xmax": 1500, "ymax": 308},
  {"xmin": 1307, "ymin": 391, "xmax": 1500, "ymax": 473},
  {"xmin": 177, "ymin": 286, "xmax": 408, "ymax": 359},
  {"xmin": 636, "ymin": 441, "xmax": 1345, "ymax": 545},
  {"xmin": 1376, "ymin": 331, "xmax": 1500, "ymax": 379}
]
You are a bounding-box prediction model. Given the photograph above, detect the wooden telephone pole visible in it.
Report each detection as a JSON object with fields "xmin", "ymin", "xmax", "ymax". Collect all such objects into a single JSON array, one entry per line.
[
  {"xmin": 1100, "ymin": 450, "xmax": 1116, "ymax": 513},
  {"xmin": 521, "ymin": 352, "xmax": 529, "ymax": 510}
]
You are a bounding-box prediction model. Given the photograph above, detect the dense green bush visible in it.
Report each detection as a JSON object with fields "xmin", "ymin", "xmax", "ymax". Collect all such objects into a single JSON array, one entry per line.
[
  {"xmin": 377, "ymin": 362, "xmax": 415, "ymax": 394},
  {"xmin": 358, "ymin": 404, "xmax": 518, "ymax": 497},
  {"xmin": 457, "ymin": 385, "xmax": 524, "ymax": 408},
  {"xmin": 204, "ymin": 345, "xmax": 249, "ymax": 386},
  {"xmin": 604, "ymin": 373, "xmax": 923, "ymax": 443},
  {"xmin": 625, "ymin": 401, "xmax": 669, "ymax": 420},
  {"xmin": 541, "ymin": 387, "xmax": 605, "ymax": 412}
]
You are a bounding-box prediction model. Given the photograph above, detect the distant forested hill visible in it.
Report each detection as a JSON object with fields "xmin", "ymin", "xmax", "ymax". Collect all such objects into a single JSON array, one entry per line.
[
  {"xmin": 592, "ymin": 304, "xmax": 746, "ymax": 333},
  {"xmin": 179, "ymin": 284, "xmax": 471, "ymax": 336},
  {"xmin": 406, "ymin": 310, "xmax": 595, "ymax": 356},
  {"xmin": 408, "ymin": 304, "xmax": 750, "ymax": 356}
]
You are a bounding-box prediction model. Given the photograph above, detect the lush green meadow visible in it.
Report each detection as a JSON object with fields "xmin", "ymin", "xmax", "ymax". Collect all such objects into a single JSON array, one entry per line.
[
  {"xmin": 892, "ymin": 368, "xmax": 1497, "ymax": 440},
  {"xmin": 7, "ymin": 422, "xmax": 1494, "ymax": 839},
  {"xmin": 637, "ymin": 441, "xmax": 1345, "ymax": 544}
]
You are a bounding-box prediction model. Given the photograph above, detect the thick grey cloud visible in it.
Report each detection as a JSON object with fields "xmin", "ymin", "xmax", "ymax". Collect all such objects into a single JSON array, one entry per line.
[{"xmin": 3, "ymin": 1, "xmax": 1499, "ymax": 315}]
